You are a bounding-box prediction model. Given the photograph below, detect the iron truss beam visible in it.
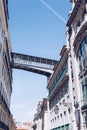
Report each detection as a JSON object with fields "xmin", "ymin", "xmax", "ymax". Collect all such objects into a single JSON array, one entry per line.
[{"xmin": 10, "ymin": 52, "xmax": 58, "ymax": 77}]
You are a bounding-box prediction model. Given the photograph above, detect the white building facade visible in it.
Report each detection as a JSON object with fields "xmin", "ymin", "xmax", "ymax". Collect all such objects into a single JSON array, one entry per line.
[
  {"xmin": 66, "ymin": 0, "xmax": 87, "ymax": 129},
  {"xmin": 47, "ymin": 45, "xmax": 77, "ymax": 130},
  {"xmin": 32, "ymin": 98, "xmax": 50, "ymax": 130},
  {"xmin": 47, "ymin": 0, "xmax": 87, "ymax": 130}
]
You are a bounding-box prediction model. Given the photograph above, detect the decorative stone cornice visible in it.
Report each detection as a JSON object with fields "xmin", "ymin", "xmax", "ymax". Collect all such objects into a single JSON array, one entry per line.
[
  {"xmin": 67, "ymin": 0, "xmax": 83, "ymax": 26},
  {"xmin": 73, "ymin": 22, "xmax": 87, "ymax": 55}
]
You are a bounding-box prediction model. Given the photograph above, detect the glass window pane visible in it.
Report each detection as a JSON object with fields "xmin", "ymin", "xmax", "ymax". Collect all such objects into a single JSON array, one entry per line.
[{"xmin": 85, "ymin": 36, "xmax": 87, "ymax": 44}]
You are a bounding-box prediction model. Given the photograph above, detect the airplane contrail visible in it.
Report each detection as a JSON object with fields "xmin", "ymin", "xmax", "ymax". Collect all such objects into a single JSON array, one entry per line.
[{"xmin": 40, "ymin": 0, "xmax": 66, "ymax": 24}]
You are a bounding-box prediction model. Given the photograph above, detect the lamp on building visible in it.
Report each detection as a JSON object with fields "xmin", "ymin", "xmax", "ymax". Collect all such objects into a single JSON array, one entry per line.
[{"xmin": 54, "ymin": 105, "xmax": 59, "ymax": 114}]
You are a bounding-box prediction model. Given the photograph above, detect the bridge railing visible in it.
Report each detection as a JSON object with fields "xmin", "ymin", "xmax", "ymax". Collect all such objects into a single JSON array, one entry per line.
[{"xmin": 11, "ymin": 52, "xmax": 58, "ymax": 70}]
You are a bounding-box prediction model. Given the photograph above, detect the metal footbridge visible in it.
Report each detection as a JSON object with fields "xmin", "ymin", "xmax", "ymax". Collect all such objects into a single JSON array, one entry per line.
[{"xmin": 11, "ymin": 52, "xmax": 58, "ymax": 77}]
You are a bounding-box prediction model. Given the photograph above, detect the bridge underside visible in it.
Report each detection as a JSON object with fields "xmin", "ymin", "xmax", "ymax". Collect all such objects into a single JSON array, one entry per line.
[{"xmin": 11, "ymin": 63, "xmax": 52, "ymax": 76}]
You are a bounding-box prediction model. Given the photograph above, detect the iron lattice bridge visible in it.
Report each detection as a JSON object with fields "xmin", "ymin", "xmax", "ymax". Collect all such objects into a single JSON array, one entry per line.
[{"xmin": 11, "ymin": 52, "xmax": 58, "ymax": 77}]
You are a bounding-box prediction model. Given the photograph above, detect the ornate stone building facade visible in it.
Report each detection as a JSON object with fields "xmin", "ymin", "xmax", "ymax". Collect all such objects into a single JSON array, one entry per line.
[
  {"xmin": 32, "ymin": 98, "xmax": 50, "ymax": 130},
  {"xmin": 0, "ymin": 0, "xmax": 15, "ymax": 130},
  {"xmin": 47, "ymin": 45, "xmax": 73, "ymax": 130},
  {"xmin": 66, "ymin": 0, "xmax": 87, "ymax": 129},
  {"xmin": 47, "ymin": 0, "xmax": 87, "ymax": 130}
]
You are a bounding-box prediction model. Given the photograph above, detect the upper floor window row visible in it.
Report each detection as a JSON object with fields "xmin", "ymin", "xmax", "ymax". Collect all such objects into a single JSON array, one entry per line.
[{"xmin": 50, "ymin": 60, "xmax": 68, "ymax": 89}]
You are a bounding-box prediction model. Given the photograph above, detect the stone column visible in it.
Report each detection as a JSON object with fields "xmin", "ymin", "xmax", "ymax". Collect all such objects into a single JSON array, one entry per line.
[{"xmin": 70, "ymin": 0, "xmax": 76, "ymax": 9}]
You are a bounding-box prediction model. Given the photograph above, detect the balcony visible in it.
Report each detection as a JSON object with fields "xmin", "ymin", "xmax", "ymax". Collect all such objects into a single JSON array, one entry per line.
[
  {"xmin": 81, "ymin": 97, "xmax": 87, "ymax": 110},
  {"xmin": 48, "ymin": 68, "xmax": 68, "ymax": 100}
]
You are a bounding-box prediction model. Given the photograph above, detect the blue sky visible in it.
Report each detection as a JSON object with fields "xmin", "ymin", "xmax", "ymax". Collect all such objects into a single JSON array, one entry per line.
[{"xmin": 9, "ymin": 0, "xmax": 71, "ymax": 123}]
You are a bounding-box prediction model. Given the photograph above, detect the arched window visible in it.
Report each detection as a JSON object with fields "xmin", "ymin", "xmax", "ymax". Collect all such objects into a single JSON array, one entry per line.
[{"xmin": 78, "ymin": 36, "xmax": 87, "ymax": 71}]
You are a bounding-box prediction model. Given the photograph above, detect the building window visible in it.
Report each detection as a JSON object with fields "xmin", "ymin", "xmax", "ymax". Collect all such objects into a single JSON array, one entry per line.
[
  {"xmin": 49, "ymin": 83, "xmax": 69, "ymax": 110},
  {"xmin": 57, "ymin": 115, "xmax": 59, "ymax": 120},
  {"xmin": 78, "ymin": 36, "xmax": 87, "ymax": 71},
  {"xmin": 68, "ymin": 108, "xmax": 70, "ymax": 114},
  {"xmin": 64, "ymin": 111, "xmax": 66, "ymax": 116},
  {"xmin": 0, "ymin": 18, "xmax": 2, "ymax": 29},
  {"xmin": 77, "ymin": 37, "xmax": 87, "ymax": 109},
  {"xmin": 81, "ymin": 79, "xmax": 87, "ymax": 103},
  {"xmin": 60, "ymin": 113, "xmax": 62, "ymax": 118}
]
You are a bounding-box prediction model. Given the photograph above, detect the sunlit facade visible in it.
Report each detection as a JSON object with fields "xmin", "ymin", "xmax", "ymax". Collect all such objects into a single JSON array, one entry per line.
[
  {"xmin": 47, "ymin": 0, "xmax": 87, "ymax": 130},
  {"xmin": 66, "ymin": 0, "xmax": 87, "ymax": 129},
  {"xmin": 47, "ymin": 45, "xmax": 77, "ymax": 130},
  {"xmin": 1, "ymin": 0, "xmax": 87, "ymax": 130},
  {"xmin": 16, "ymin": 122, "xmax": 32, "ymax": 130},
  {"xmin": 32, "ymin": 98, "xmax": 50, "ymax": 130}
]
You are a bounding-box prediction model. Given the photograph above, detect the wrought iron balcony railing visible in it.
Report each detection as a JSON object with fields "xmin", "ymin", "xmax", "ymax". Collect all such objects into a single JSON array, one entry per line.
[{"xmin": 48, "ymin": 68, "xmax": 68, "ymax": 100}]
